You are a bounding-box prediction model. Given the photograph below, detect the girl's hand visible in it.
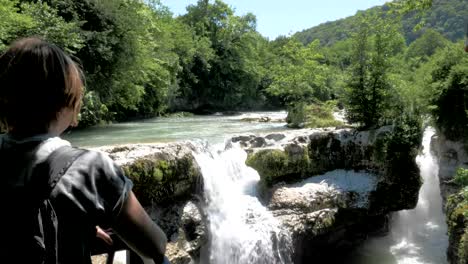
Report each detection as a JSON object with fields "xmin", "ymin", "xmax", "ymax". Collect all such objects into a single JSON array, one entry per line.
[{"xmin": 96, "ymin": 226, "xmax": 113, "ymax": 246}]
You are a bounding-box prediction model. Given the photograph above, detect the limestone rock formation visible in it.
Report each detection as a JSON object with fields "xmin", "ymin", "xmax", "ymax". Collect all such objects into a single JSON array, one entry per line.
[
  {"xmin": 98, "ymin": 143, "xmax": 206, "ymax": 264},
  {"xmin": 93, "ymin": 124, "xmax": 423, "ymax": 264},
  {"xmin": 236, "ymin": 126, "xmax": 422, "ymax": 262},
  {"xmin": 432, "ymin": 135, "xmax": 468, "ymax": 264}
]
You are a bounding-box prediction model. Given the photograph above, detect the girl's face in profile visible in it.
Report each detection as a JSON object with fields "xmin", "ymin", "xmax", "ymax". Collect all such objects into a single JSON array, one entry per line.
[
  {"xmin": 51, "ymin": 81, "xmax": 83, "ymax": 135},
  {"xmin": 50, "ymin": 106, "xmax": 78, "ymax": 135}
]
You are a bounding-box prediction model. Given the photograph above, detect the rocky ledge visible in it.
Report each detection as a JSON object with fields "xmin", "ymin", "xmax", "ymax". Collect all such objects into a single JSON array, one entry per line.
[
  {"xmin": 97, "ymin": 143, "xmax": 206, "ymax": 264},
  {"xmin": 234, "ymin": 125, "xmax": 422, "ymax": 263},
  {"xmin": 432, "ymin": 135, "xmax": 468, "ymax": 264},
  {"xmin": 95, "ymin": 123, "xmax": 423, "ymax": 264}
]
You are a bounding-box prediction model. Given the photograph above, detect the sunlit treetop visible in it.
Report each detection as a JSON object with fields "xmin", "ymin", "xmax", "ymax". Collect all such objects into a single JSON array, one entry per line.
[{"xmin": 389, "ymin": 0, "xmax": 433, "ymax": 14}]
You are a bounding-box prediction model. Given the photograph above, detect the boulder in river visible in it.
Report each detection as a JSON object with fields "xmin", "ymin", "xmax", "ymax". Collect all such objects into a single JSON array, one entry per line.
[{"xmin": 236, "ymin": 125, "xmax": 423, "ymax": 262}]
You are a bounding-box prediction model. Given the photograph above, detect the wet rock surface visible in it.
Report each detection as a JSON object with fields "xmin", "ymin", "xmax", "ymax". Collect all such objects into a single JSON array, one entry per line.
[{"xmin": 235, "ymin": 126, "xmax": 422, "ymax": 263}]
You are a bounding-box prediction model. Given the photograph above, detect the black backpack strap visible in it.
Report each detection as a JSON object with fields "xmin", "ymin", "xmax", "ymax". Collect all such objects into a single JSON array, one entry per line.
[
  {"xmin": 28, "ymin": 146, "xmax": 87, "ymax": 264},
  {"xmin": 32, "ymin": 145, "xmax": 87, "ymax": 200},
  {"xmin": 45, "ymin": 146, "xmax": 87, "ymax": 190}
]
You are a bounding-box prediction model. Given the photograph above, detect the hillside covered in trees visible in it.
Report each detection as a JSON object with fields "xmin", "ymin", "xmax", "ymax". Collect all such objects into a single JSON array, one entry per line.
[{"xmin": 294, "ymin": 0, "xmax": 467, "ymax": 46}]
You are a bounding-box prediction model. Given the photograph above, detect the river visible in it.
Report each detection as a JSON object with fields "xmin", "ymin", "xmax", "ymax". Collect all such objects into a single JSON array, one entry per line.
[{"xmin": 64, "ymin": 111, "xmax": 288, "ymax": 147}]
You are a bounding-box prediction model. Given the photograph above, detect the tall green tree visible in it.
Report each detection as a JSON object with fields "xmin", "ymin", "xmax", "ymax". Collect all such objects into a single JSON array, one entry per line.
[
  {"xmin": 345, "ymin": 14, "xmax": 404, "ymax": 128},
  {"xmin": 426, "ymin": 43, "xmax": 468, "ymax": 140},
  {"xmin": 266, "ymin": 38, "xmax": 329, "ymax": 104},
  {"xmin": 0, "ymin": 0, "xmax": 34, "ymax": 51},
  {"xmin": 32, "ymin": 0, "xmax": 181, "ymax": 123},
  {"xmin": 406, "ymin": 29, "xmax": 450, "ymax": 61},
  {"xmin": 177, "ymin": 0, "xmax": 268, "ymax": 111}
]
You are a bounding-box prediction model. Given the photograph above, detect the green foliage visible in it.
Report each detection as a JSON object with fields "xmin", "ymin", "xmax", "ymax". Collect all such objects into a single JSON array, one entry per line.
[
  {"xmin": 37, "ymin": 0, "xmax": 181, "ymax": 122},
  {"xmin": 21, "ymin": 1, "xmax": 84, "ymax": 54},
  {"xmin": 266, "ymin": 39, "xmax": 331, "ymax": 104},
  {"xmin": 2, "ymin": 0, "xmax": 282, "ymax": 126},
  {"xmin": 0, "ymin": 0, "xmax": 463, "ymax": 132},
  {"xmin": 446, "ymin": 187, "xmax": 468, "ymax": 264},
  {"xmin": 321, "ymin": 38, "xmax": 354, "ymax": 70},
  {"xmin": 294, "ymin": 0, "xmax": 467, "ymax": 46},
  {"xmin": 175, "ymin": 0, "xmax": 271, "ymax": 111},
  {"xmin": 371, "ymin": 113, "xmax": 423, "ymax": 167},
  {"xmin": 425, "ymin": 44, "xmax": 468, "ymax": 141},
  {"xmin": 286, "ymin": 102, "xmax": 307, "ymax": 128},
  {"xmin": 78, "ymin": 91, "xmax": 111, "ymax": 128},
  {"xmin": 390, "ymin": 0, "xmax": 433, "ymax": 13},
  {"xmin": 454, "ymin": 168, "xmax": 468, "ymax": 187},
  {"xmin": 387, "ymin": 113, "xmax": 424, "ymax": 159},
  {"xmin": 0, "ymin": 0, "xmax": 83, "ymax": 53},
  {"xmin": 459, "ymin": 227, "xmax": 468, "ymax": 264},
  {"xmin": 344, "ymin": 14, "xmax": 404, "ymax": 128},
  {"xmin": 0, "ymin": 0, "xmax": 34, "ymax": 51},
  {"xmin": 286, "ymin": 101, "xmax": 342, "ymax": 128},
  {"xmin": 405, "ymin": 29, "xmax": 449, "ymax": 61}
]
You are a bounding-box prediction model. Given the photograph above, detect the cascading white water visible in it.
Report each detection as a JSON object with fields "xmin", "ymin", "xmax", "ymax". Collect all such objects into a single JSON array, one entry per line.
[
  {"xmin": 350, "ymin": 127, "xmax": 449, "ymax": 264},
  {"xmin": 194, "ymin": 142, "xmax": 292, "ymax": 264}
]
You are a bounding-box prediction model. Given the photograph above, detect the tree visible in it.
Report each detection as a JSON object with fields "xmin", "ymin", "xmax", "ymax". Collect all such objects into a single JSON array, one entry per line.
[
  {"xmin": 34, "ymin": 0, "xmax": 182, "ymax": 123},
  {"xmin": 176, "ymin": 0, "xmax": 268, "ymax": 111},
  {"xmin": 21, "ymin": 1, "xmax": 84, "ymax": 54},
  {"xmin": 345, "ymin": 13, "xmax": 404, "ymax": 128},
  {"xmin": 0, "ymin": 0, "xmax": 34, "ymax": 51},
  {"xmin": 266, "ymin": 38, "xmax": 329, "ymax": 104},
  {"xmin": 426, "ymin": 43, "xmax": 468, "ymax": 140},
  {"xmin": 390, "ymin": 0, "xmax": 432, "ymax": 14},
  {"xmin": 406, "ymin": 29, "xmax": 450, "ymax": 61}
]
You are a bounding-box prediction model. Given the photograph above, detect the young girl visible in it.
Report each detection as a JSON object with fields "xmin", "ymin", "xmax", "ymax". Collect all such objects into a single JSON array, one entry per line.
[{"xmin": 0, "ymin": 37, "xmax": 168, "ymax": 264}]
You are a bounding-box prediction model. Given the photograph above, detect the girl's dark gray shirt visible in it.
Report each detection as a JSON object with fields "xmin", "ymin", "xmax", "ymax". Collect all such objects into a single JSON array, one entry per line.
[{"xmin": 0, "ymin": 134, "xmax": 133, "ymax": 263}]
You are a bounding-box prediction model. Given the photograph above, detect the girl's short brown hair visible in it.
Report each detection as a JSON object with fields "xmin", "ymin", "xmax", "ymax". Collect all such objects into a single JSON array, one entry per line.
[{"xmin": 0, "ymin": 37, "xmax": 84, "ymax": 133}]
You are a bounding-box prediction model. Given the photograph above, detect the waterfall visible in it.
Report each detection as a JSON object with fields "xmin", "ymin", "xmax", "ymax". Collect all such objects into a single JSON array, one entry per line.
[
  {"xmin": 350, "ymin": 127, "xmax": 449, "ymax": 264},
  {"xmin": 194, "ymin": 142, "xmax": 292, "ymax": 264}
]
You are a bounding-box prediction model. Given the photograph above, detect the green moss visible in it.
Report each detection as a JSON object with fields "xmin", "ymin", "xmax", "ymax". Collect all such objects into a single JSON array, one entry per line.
[
  {"xmin": 122, "ymin": 155, "xmax": 199, "ymax": 206},
  {"xmin": 454, "ymin": 168, "xmax": 468, "ymax": 187},
  {"xmin": 459, "ymin": 227, "xmax": 468, "ymax": 264},
  {"xmin": 246, "ymin": 147, "xmax": 312, "ymax": 185},
  {"xmin": 447, "ymin": 187, "xmax": 468, "ymax": 264}
]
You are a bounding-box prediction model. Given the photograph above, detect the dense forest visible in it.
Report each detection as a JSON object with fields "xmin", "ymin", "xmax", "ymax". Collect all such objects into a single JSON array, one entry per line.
[
  {"xmin": 295, "ymin": 0, "xmax": 468, "ymax": 46},
  {"xmin": 0, "ymin": 0, "xmax": 467, "ymax": 141}
]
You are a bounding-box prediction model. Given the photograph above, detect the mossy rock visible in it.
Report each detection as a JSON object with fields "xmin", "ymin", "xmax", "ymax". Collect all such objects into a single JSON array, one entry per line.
[
  {"xmin": 122, "ymin": 153, "xmax": 202, "ymax": 206},
  {"xmin": 446, "ymin": 187, "xmax": 468, "ymax": 264},
  {"xmin": 246, "ymin": 123, "xmax": 422, "ymax": 215},
  {"xmin": 246, "ymin": 146, "xmax": 314, "ymax": 185}
]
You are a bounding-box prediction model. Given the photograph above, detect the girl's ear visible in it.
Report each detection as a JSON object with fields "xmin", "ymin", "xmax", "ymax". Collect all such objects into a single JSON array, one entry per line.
[
  {"xmin": 70, "ymin": 104, "xmax": 80, "ymax": 127},
  {"xmin": 71, "ymin": 88, "xmax": 83, "ymax": 127}
]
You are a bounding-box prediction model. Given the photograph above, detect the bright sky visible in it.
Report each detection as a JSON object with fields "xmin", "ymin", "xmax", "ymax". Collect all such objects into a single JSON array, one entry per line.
[{"xmin": 160, "ymin": 0, "xmax": 390, "ymax": 40}]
